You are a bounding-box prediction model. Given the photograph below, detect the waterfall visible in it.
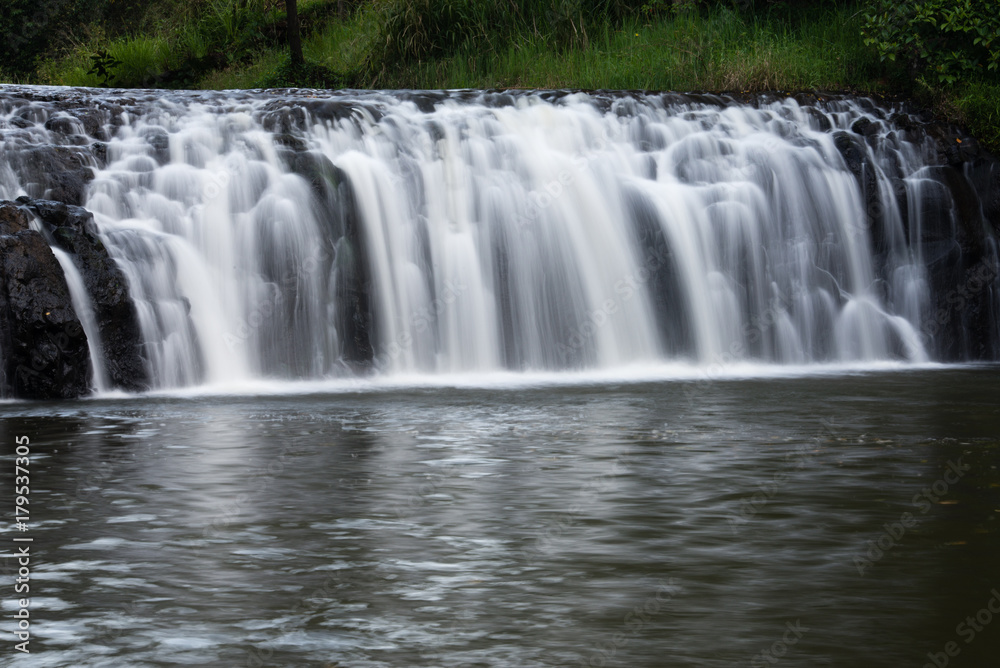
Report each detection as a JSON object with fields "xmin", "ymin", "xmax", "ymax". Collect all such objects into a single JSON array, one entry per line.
[
  {"xmin": 50, "ymin": 247, "xmax": 110, "ymax": 392},
  {"xmin": 2, "ymin": 88, "xmax": 999, "ymax": 392}
]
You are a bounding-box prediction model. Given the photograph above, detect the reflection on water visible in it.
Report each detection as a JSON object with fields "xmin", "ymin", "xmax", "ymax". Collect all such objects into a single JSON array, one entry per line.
[{"xmin": 1, "ymin": 367, "xmax": 999, "ymax": 667}]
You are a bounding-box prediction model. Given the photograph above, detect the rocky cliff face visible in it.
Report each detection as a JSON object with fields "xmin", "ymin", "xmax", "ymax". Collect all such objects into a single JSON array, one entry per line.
[
  {"xmin": 831, "ymin": 109, "xmax": 1000, "ymax": 361},
  {"xmin": 18, "ymin": 197, "xmax": 149, "ymax": 392},
  {"xmin": 0, "ymin": 197, "xmax": 149, "ymax": 399},
  {"xmin": 0, "ymin": 203, "xmax": 92, "ymax": 399}
]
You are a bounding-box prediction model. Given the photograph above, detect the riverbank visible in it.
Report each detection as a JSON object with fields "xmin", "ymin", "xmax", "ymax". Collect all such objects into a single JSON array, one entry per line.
[{"xmin": 1, "ymin": 1, "xmax": 997, "ymax": 151}]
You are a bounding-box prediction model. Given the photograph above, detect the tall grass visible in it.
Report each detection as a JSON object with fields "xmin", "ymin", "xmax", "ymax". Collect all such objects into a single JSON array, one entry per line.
[
  {"xmin": 38, "ymin": 35, "xmax": 173, "ymax": 87},
  {"xmin": 17, "ymin": 1, "xmax": 888, "ymax": 93},
  {"xmin": 372, "ymin": 4, "xmax": 885, "ymax": 93}
]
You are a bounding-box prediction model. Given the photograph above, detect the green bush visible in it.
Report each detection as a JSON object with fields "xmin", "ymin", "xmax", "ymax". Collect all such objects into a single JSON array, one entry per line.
[
  {"xmin": 957, "ymin": 81, "xmax": 1000, "ymax": 150},
  {"xmin": 862, "ymin": 0, "xmax": 1000, "ymax": 84},
  {"xmin": 0, "ymin": 0, "xmax": 109, "ymax": 75}
]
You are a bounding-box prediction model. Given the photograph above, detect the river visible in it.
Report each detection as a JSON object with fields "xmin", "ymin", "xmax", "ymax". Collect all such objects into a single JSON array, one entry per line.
[{"xmin": 2, "ymin": 366, "xmax": 999, "ymax": 667}]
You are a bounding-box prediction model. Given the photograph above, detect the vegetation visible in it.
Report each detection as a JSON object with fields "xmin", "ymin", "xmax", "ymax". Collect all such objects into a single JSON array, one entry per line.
[
  {"xmin": 369, "ymin": 4, "xmax": 883, "ymax": 91},
  {"xmin": 0, "ymin": 0, "xmax": 997, "ymax": 150},
  {"xmin": 862, "ymin": 0, "xmax": 998, "ymax": 84}
]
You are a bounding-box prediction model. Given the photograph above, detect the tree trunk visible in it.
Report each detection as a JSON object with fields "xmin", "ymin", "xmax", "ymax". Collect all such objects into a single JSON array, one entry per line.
[{"xmin": 286, "ymin": 0, "xmax": 303, "ymax": 66}]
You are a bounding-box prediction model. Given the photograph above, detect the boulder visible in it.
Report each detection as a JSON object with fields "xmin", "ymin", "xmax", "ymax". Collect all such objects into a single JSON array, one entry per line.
[
  {"xmin": 0, "ymin": 203, "xmax": 91, "ymax": 399},
  {"xmin": 8, "ymin": 145, "xmax": 96, "ymax": 205},
  {"xmin": 16, "ymin": 198, "xmax": 149, "ymax": 392}
]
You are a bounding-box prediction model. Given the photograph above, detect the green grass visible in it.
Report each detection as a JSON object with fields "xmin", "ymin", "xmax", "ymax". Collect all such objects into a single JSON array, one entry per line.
[
  {"xmin": 302, "ymin": 9, "xmax": 379, "ymax": 75},
  {"xmin": 198, "ymin": 2, "xmax": 882, "ymax": 94},
  {"xmin": 198, "ymin": 49, "xmax": 287, "ymax": 89},
  {"xmin": 370, "ymin": 6, "xmax": 884, "ymax": 92}
]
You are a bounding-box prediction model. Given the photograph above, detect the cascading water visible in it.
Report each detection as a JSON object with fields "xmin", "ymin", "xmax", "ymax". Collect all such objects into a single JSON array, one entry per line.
[
  {"xmin": 49, "ymin": 246, "xmax": 111, "ymax": 392},
  {"xmin": 2, "ymin": 88, "xmax": 998, "ymax": 392}
]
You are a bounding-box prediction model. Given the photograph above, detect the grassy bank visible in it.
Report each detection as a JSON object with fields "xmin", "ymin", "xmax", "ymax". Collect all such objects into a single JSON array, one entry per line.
[
  {"xmin": 367, "ymin": 5, "xmax": 885, "ymax": 92},
  {"xmin": 1, "ymin": 1, "xmax": 997, "ymax": 151}
]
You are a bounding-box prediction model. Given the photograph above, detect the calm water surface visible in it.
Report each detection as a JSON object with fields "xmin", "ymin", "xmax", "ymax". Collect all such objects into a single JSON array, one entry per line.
[{"xmin": 2, "ymin": 367, "xmax": 999, "ymax": 667}]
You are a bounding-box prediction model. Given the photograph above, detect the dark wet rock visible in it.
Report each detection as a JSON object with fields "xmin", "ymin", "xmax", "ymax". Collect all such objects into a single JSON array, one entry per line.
[
  {"xmin": 15, "ymin": 198, "xmax": 149, "ymax": 392},
  {"xmin": 851, "ymin": 117, "xmax": 878, "ymax": 137},
  {"xmin": 265, "ymin": 139, "xmax": 375, "ymax": 369},
  {"xmin": 44, "ymin": 114, "xmax": 83, "ymax": 136},
  {"xmin": 398, "ymin": 91, "xmax": 450, "ymax": 113},
  {"xmin": 72, "ymin": 108, "xmax": 111, "ymax": 141},
  {"xmin": 912, "ymin": 177, "xmax": 957, "ymax": 244},
  {"xmin": 40, "ymin": 108, "xmax": 110, "ymax": 142},
  {"xmin": 260, "ymin": 104, "xmax": 310, "ymax": 134},
  {"xmin": 804, "ymin": 107, "xmax": 832, "ymax": 132},
  {"xmin": 322, "ymin": 167, "xmax": 376, "ymax": 367},
  {"xmin": 891, "ymin": 177, "xmax": 910, "ymax": 242},
  {"xmin": 834, "ymin": 130, "xmax": 886, "ymax": 254},
  {"xmin": 898, "ymin": 142, "xmax": 1000, "ymax": 360},
  {"xmin": 14, "ymin": 105, "xmax": 47, "ymax": 125},
  {"xmin": 425, "ymin": 120, "xmax": 446, "ymax": 145},
  {"xmin": 303, "ymin": 98, "xmax": 381, "ymax": 124},
  {"xmin": 278, "ymin": 145, "xmax": 334, "ymax": 202},
  {"xmin": 91, "ymin": 141, "xmax": 108, "ymax": 167},
  {"xmin": 972, "ymin": 158, "xmax": 1000, "ymax": 236},
  {"xmin": 8, "ymin": 145, "xmax": 95, "ymax": 205},
  {"xmin": 259, "ymin": 98, "xmax": 385, "ymax": 134},
  {"xmin": 479, "ymin": 91, "xmax": 516, "ymax": 108},
  {"xmin": 923, "ymin": 122, "xmax": 982, "ymax": 167},
  {"xmin": 274, "ymin": 133, "xmax": 308, "ymax": 151},
  {"xmin": 138, "ymin": 126, "xmax": 171, "ymax": 165},
  {"xmin": 0, "ymin": 203, "xmax": 91, "ymax": 399},
  {"xmin": 933, "ymin": 166, "xmax": 992, "ymax": 255},
  {"xmin": 626, "ymin": 188, "xmax": 694, "ymax": 358}
]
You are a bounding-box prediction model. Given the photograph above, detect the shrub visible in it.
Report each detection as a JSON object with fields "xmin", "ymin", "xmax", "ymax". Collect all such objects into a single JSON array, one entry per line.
[
  {"xmin": 862, "ymin": 0, "xmax": 1000, "ymax": 84},
  {"xmin": 0, "ymin": 0, "xmax": 108, "ymax": 75}
]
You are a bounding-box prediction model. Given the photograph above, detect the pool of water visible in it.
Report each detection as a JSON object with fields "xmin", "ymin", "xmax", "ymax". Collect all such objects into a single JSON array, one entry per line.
[{"xmin": 2, "ymin": 366, "xmax": 999, "ymax": 667}]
